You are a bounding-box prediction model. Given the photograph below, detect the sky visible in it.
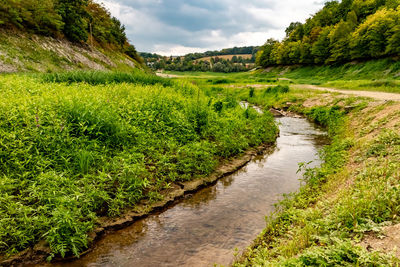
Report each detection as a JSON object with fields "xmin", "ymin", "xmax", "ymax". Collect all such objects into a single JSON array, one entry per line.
[{"xmin": 96, "ymin": 0, "xmax": 326, "ymax": 56}]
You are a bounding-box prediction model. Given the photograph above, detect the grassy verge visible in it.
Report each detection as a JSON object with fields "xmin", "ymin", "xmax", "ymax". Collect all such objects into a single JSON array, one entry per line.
[
  {"xmin": 235, "ymin": 91, "xmax": 400, "ymax": 265},
  {"xmin": 252, "ymin": 58, "xmax": 400, "ymax": 93},
  {"xmin": 0, "ymin": 72, "xmax": 278, "ymax": 260}
]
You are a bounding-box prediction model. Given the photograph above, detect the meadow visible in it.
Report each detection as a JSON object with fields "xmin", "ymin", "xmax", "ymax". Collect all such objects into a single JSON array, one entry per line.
[{"xmin": 0, "ymin": 71, "xmax": 278, "ymax": 260}]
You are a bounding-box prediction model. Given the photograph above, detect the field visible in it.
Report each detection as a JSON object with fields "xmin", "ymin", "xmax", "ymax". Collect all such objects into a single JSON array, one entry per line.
[{"xmin": 0, "ymin": 70, "xmax": 278, "ymax": 260}]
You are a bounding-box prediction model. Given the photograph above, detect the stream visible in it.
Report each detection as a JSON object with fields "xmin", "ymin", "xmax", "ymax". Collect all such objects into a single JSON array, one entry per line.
[{"xmin": 50, "ymin": 117, "xmax": 328, "ymax": 267}]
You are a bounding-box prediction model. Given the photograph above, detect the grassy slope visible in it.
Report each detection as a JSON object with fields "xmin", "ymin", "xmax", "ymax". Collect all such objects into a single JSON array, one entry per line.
[
  {"xmin": 233, "ymin": 88, "xmax": 400, "ymax": 265},
  {"xmin": 0, "ymin": 30, "xmax": 142, "ymax": 73},
  {"xmin": 254, "ymin": 58, "xmax": 400, "ymax": 93},
  {"xmin": 0, "ymin": 71, "xmax": 278, "ymax": 260}
]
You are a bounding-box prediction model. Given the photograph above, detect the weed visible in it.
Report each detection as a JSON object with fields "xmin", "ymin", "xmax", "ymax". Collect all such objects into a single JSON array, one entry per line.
[{"xmin": 0, "ymin": 72, "xmax": 278, "ymax": 259}]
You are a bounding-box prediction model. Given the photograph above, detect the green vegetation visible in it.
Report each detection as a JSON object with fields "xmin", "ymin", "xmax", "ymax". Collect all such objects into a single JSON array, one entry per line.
[
  {"xmin": 256, "ymin": 0, "xmax": 400, "ymax": 67},
  {"xmin": 171, "ymin": 70, "xmax": 400, "ymax": 264},
  {"xmin": 42, "ymin": 70, "xmax": 173, "ymax": 87},
  {"xmin": 0, "ymin": 29, "xmax": 142, "ymax": 73},
  {"xmin": 0, "ymin": 0, "xmax": 140, "ymax": 60},
  {"xmin": 141, "ymin": 46, "xmax": 258, "ymax": 73},
  {"xmin": 254, "ymin": 58, "xmax": 400, "ymax": 93},
  {"xmin": 235, "ymin": 91, "xmax": 400, "ymax": 265},
  {"xmin": 0, "ymin": 71, "xmax": 278, "ymax": 260}
]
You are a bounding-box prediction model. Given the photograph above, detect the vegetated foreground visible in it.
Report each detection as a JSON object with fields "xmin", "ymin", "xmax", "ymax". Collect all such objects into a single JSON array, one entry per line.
[{"xmin": 0, "ymin": 71, "xmax": 278, "ymax": 261}]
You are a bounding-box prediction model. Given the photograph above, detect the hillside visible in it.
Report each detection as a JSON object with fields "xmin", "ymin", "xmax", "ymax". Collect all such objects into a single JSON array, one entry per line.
[
  {"xmin": 0, "ymin": 0, "xmax": 144, "ymax": 72},
  {"xmin": 256, "ymin": 0, "xmax": 400, "ymax": 67},
  {"xmin": 0, "ymin": 30, "xmax": 143, "ymax": 73}
]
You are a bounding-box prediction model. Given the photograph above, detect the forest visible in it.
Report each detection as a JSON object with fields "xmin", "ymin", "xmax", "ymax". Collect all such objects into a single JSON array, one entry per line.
[{"xmin": 256, "ymin": 0, "xmax": 400, "ymax": 67}]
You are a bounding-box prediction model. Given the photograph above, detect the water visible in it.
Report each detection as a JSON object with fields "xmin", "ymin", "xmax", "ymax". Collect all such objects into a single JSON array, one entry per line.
[{"xmin": 50, "ymin": 117, "xmax": 328, "ymax": 267}]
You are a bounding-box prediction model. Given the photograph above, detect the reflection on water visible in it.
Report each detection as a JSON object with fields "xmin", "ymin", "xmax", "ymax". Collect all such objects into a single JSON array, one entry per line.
[{"xmin": 49, "ymin": 117, "xmax": 328, "ymax": 267}]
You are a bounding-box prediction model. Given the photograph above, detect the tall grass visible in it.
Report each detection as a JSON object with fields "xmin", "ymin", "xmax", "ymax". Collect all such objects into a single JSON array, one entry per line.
[
  {"xmin": 0, "ymin": 73, "xmax": 278, "ymax": 259},
  {"xmin": 42, "ymin": 70, "xmax": 173, "ymax": 87}
]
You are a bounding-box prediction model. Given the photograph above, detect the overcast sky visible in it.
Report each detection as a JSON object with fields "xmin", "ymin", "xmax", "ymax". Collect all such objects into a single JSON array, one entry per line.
[{"xmin": 96, "ymin": 0, "xmax": 326, "ymax": 56}]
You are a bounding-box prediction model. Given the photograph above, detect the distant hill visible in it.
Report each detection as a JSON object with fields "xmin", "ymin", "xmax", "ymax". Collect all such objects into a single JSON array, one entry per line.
[
  {"xmin": 140, "ymin": 46, "xmax": 258, "ymax": 73},
  {"xmin": 140, "ymin": 46, "xmax": 258, "ymax": 60},
  {"xmin": 257, "ymin": 0, "xmax": 400, "ymax": 68},
  {"xmin": 196, "ymin": 54, "xmax": 253, "ymax": 63}
]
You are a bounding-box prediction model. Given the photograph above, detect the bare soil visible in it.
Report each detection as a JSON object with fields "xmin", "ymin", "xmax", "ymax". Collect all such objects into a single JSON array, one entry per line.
[
  {"xmin": 294, "ymin": 84, "xmax": 400, "ymax": 101},
  {"xmin": 360, "ymin": 223, "xmax": 400, "ymax": 258}
]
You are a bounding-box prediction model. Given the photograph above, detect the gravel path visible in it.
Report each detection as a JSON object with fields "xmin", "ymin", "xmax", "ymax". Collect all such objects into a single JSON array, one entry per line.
[{"xmin": 294, "ymin": 84, "xmax": 400, "ymax": 101}]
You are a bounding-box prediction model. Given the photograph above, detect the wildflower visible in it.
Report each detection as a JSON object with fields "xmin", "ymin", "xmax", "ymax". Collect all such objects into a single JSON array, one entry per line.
[{"xmin": 35, "ymin": 114, "xmax": 40, "ymax": 128}]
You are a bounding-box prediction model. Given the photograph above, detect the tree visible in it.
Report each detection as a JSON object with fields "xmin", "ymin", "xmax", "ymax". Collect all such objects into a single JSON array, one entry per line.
[
  {"xmin": 351, "ymin": 8, "xmax": 397, "ymax": 59},
  {"xmin": 285, "ymin": 22, "xmax": 304, "ymax": 41},
  {"xmin": 256, "ymin": 39, "xmax": 278, "ymax": 67},
  {"xmin": 312, "ymin": 26, "xmax": 332, "ymax": 64},
  {"xmin": 0, "ymin": 0, "xmax": 63, "ymax": 36},
  {"xmin": 327, "ymin": 20, "xmax": 352, "ymax": 63},
  {"xmin": 56, "ymin": 0, "xmax": 89, "ymax": 42}
]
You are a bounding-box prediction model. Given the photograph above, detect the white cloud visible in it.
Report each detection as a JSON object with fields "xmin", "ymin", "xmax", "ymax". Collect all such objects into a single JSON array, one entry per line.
[
  {"xmin": 153, "ymin": 45, "xmax": 208, "ymax": 56},
  {"xmin": 95, "ymin": 0, "xmax": 326, "ymax": 55}
]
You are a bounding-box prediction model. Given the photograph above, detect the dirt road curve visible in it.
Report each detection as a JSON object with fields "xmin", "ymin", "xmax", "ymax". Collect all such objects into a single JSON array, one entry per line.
[{"xmin": 294, "ymin": 84, "xmax": 400, "ymax": 101}]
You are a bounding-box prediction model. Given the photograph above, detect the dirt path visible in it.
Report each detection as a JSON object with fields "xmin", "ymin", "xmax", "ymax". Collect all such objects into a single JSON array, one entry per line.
[
  {"xmin": 294, "ymin": 84, "xmax": 400, "ymax": 101},
  {"xmin": 156, "ymin": 72, "xmax": 182, "ymax": 78}
]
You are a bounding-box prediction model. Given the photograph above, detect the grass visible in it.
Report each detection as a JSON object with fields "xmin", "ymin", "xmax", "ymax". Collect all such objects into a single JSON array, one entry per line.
[
  {"xmin": 2, "ymin": 62, "xmax": 400, "ymax": 265},
  {"xmin": 251, "ymin": 58, "xmax": 400, "ymax": 93},
  {"xmin": 0, "ymin": 71, "xmax": 278, "ymax": 260},
  {"xmin": 234, "ymin": 92, "xmax": 400, "ymax": 266},
  {"xmin": 323, "ymin": 79, "xmax": 400, "ymax": 93},
  {"xmin": 41, "ymin": 70, "xmax": 173, "ymax": 87}
]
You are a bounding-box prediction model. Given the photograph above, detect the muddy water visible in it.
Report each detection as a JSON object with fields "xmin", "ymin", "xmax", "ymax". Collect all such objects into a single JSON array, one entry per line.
[{"xmin": 52, "ymin": 117, "xmax": 328, "ymax": 267}]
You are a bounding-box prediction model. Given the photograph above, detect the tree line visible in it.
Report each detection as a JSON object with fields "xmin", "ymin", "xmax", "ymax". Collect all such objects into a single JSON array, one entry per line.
[
  {"xmin": 152, "ymin": 56, "xmax": 253, "ymax": 73},
  {"xmin": 256, "ymin": 0, "xmax": 400, "ymax": 68},
  {"xmin": 140, "ymin": 46, "xmax": 258, "ymax": 73},
  {"xmin": 0, "ymin": 0, "xmax": 140, "ymax": 60}
]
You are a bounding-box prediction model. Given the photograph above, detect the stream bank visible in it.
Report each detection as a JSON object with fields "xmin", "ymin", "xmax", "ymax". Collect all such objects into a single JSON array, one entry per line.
[{"xmin": 43, "ymin": 117, "xmax": 328, "ymax": 267}]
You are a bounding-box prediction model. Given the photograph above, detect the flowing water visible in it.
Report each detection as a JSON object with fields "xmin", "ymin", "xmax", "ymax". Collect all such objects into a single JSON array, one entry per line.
[{"xmin": 50, "ymin": 117, "xmax": 328, "ymax": 267}]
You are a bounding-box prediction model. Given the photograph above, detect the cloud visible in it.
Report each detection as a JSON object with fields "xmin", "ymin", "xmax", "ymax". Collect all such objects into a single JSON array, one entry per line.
[{"xmin": 96, "ymin": 0, "xmax": 325, "ymax": 55}]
